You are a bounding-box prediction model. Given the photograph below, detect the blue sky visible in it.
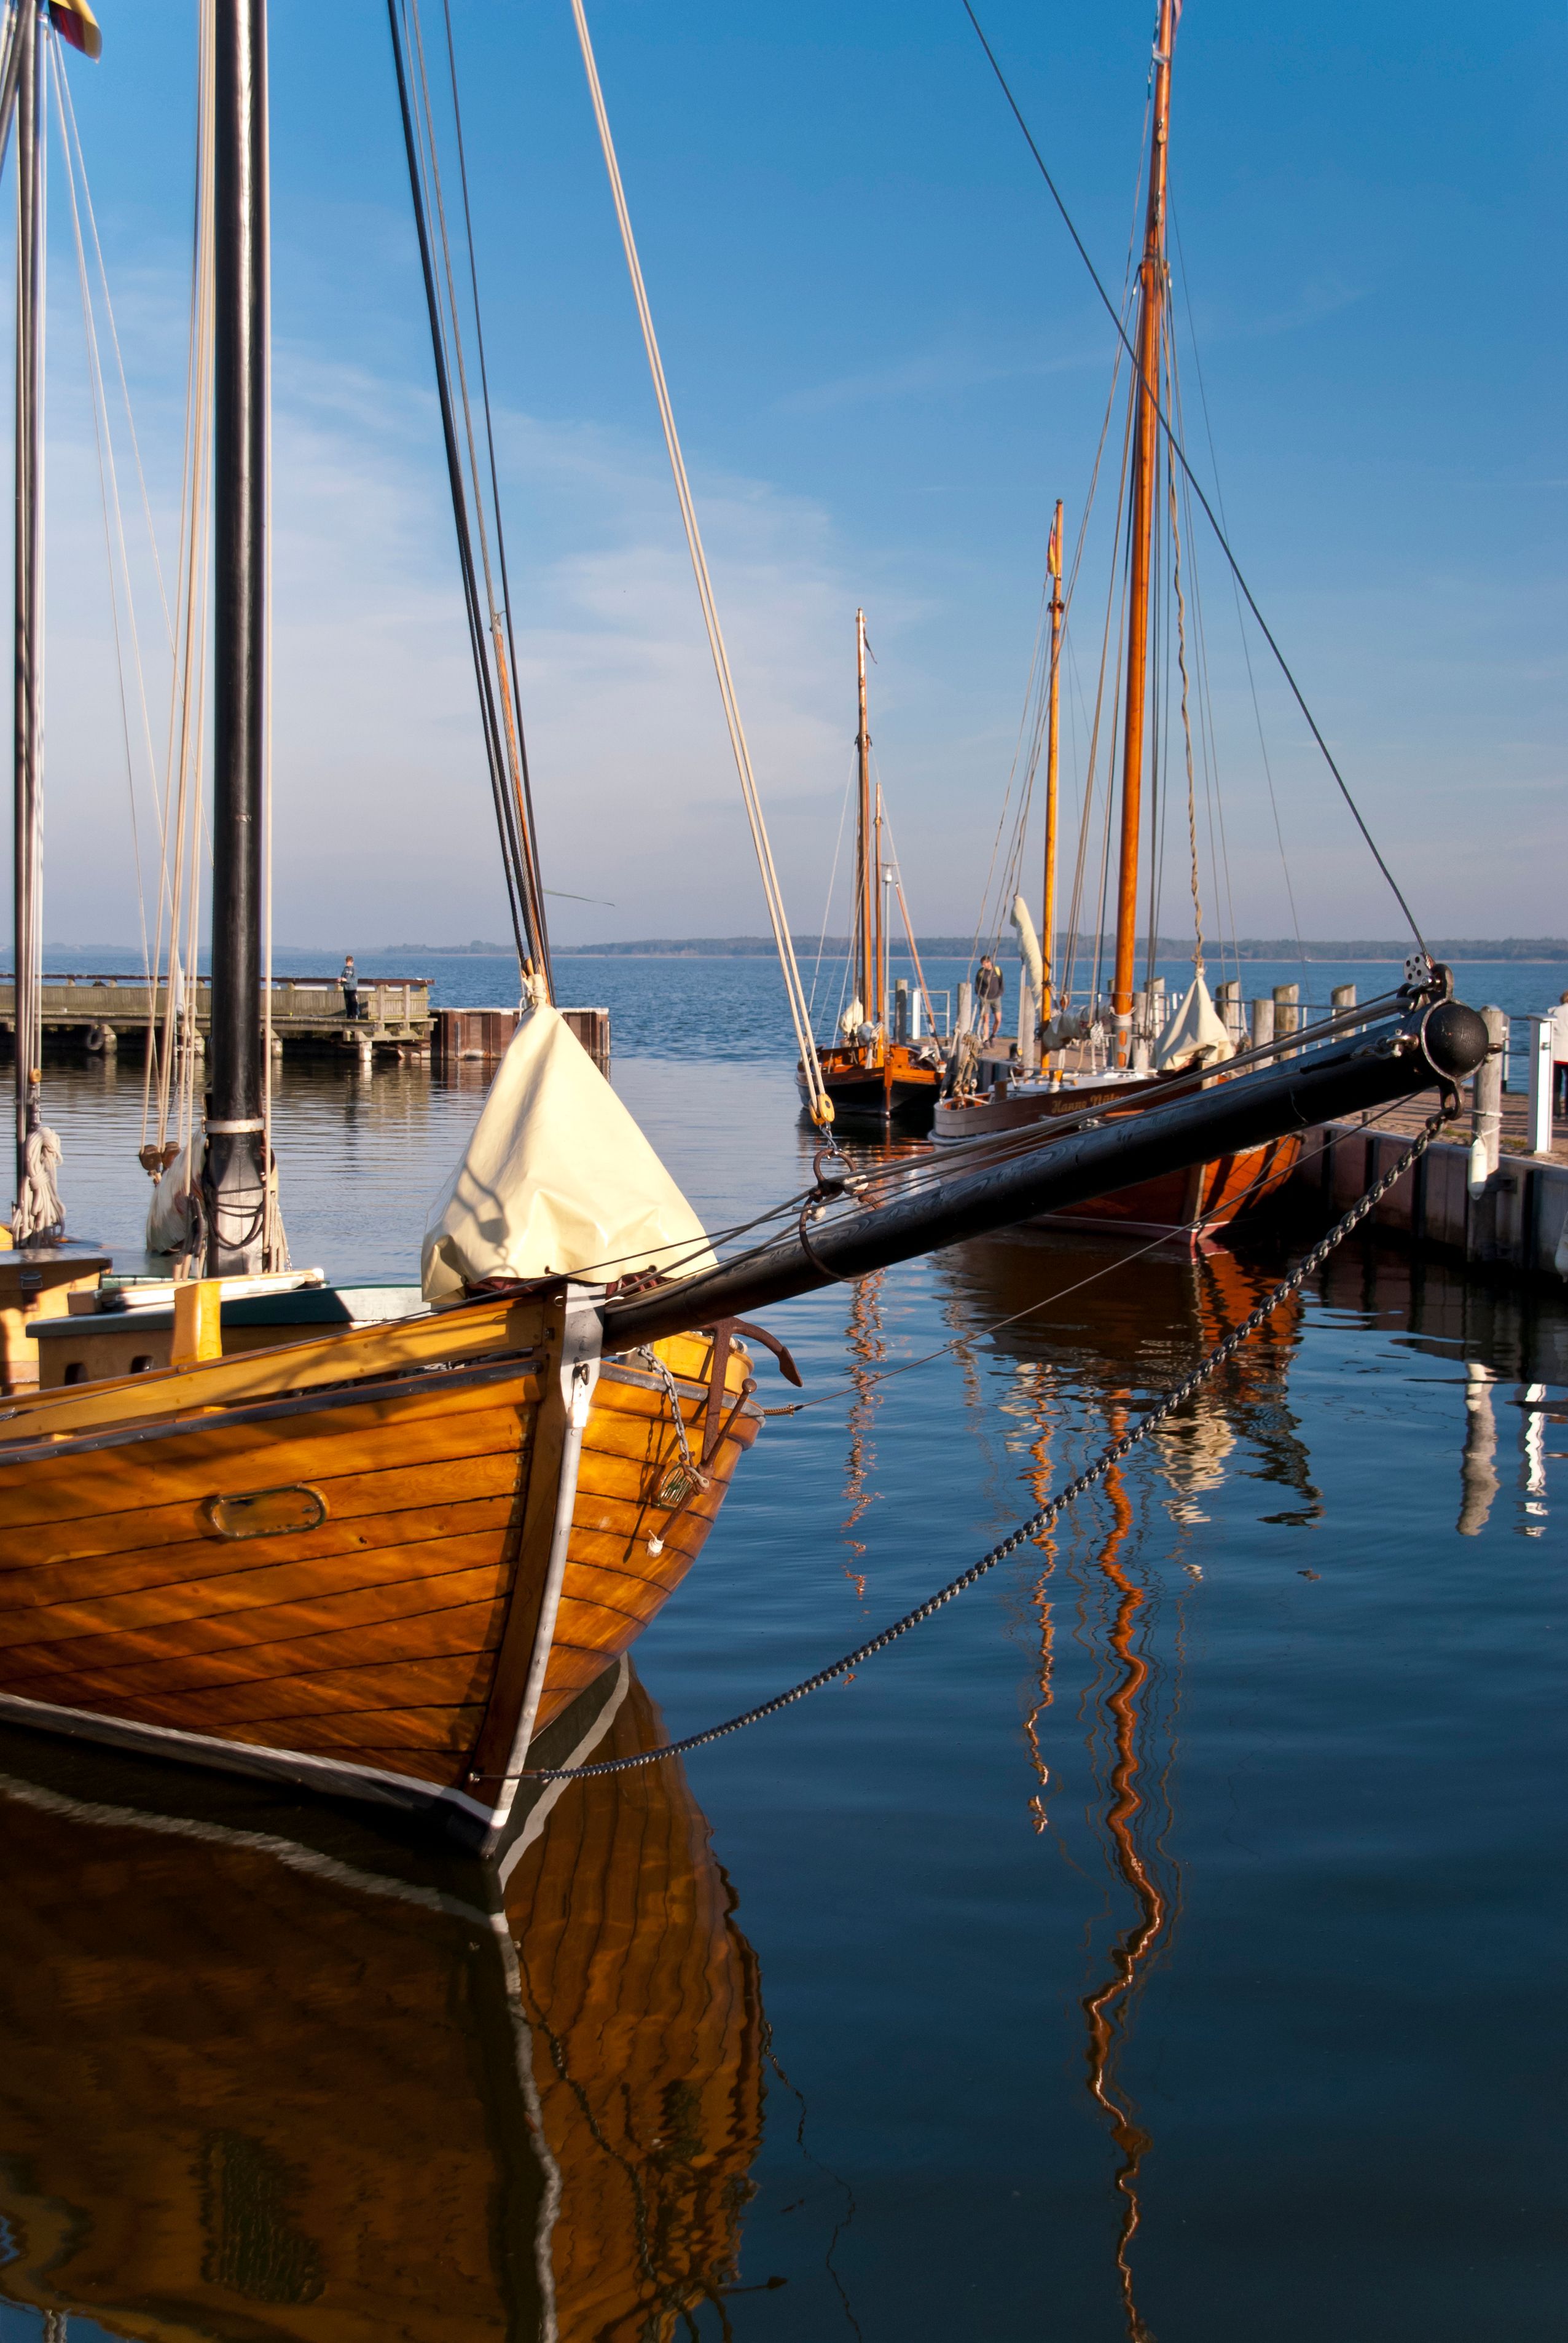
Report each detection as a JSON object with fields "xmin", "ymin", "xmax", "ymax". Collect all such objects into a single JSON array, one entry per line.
[{"xmin": 28, "ymin": 0, "xmax": 1565, "ymax": 947}]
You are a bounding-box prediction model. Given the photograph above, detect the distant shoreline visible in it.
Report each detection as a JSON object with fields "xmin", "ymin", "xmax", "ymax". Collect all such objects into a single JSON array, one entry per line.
[
  {"xmin": 20, "ymin": 935, "xmax": 1568, "ymax": 968},
  {"xmin": 391, "ymin": 934, "xmax": 1568, "ymax": 964}
]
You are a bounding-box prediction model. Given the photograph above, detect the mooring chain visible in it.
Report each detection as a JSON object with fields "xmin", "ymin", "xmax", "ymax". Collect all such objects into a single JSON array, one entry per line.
[{"xmin": 521, "ymin": 1109, "xmax": 1446, "ymax": 1783}]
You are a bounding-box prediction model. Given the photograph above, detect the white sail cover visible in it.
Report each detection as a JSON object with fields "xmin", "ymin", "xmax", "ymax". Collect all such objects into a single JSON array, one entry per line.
[
  {"xmin": 1153, "ymin": 971, "xmax": 1235, "ymax": 1072},
  {"xmin": 421, "ymin": 1005, "xmax": 716, "ymax": 1301},
  {"xmin": 1009, "ymin": 895, "xmax": 1044, "ymax": 1001}
]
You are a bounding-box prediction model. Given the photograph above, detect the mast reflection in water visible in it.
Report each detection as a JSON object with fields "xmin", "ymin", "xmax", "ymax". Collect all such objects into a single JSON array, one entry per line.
[
  {"xmin": 942, "ymin": 1222, "xmax": 1327, "ymax": 2336},
  {"xmin": 0, "ymin": 1666, "xmax": 762, "ymax": 2343}
]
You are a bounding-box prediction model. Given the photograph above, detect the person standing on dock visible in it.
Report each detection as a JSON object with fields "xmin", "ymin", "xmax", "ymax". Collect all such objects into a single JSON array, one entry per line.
[
  {"xmin": 340, "ymin": 954, "xmax": 360, "ymax": 1022},
  {"xmin": 975, "ymin": 953, "xmax": 1005, "ymax": 1043},
  {"xmin": 1552, "ymin": 989, "xmax": 1568, "ymax": 1118}
]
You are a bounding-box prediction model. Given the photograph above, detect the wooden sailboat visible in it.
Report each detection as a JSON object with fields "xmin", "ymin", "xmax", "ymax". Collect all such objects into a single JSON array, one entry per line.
[
  {"xmin": 0, "ymin": 1661, "xmax": 766, "ymax": 2343},
  {"xmin": 0, "ymin": 0, "xmax": 1488, "ymax": 1859},
  {"xmin": 932, "ymin": 0, "xmax": 1305, "ymax": 1247},
  {"xmin": 797, "ymin": 610, "xmax": 946, "ymax": 1131}
]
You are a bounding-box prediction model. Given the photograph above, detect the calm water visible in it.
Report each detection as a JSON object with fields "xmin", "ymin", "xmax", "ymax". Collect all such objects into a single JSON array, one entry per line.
[{"xmin": 1, "ymin": 994, "xmax": 1564, "ymax": 2339}]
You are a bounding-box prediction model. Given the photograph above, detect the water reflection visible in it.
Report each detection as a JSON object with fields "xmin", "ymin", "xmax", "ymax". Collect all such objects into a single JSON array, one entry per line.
[
  {"xmin": 840, "ymin": 1273, "xmax": 887, "ymax": 1606},
  {"xmin": 0, "ymin": 1667, "xmax": 763, "ymax": 2343}
]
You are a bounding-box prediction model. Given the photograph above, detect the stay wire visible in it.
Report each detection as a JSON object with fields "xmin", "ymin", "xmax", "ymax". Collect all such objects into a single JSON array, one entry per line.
[
  {"xmin": 958, "ymin": 0, "xmax": 1427, "ymax": 957},
  {"xmin": 386, "ymin": 0, "xmax": 533, "ymax": 978},
  {"xmin": 514, "ymin": 1105, "xmax": 1449, "ymax": 1782}
]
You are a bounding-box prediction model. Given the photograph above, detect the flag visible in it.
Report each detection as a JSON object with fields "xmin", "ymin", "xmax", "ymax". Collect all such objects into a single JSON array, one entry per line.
[
  {"xmin": 50, "ymin": 0, "xmax": 102, "ymax": 60},
  {"xmin": 1047, "ymin": 501, "xmax": 1062, "ymax": 581}
]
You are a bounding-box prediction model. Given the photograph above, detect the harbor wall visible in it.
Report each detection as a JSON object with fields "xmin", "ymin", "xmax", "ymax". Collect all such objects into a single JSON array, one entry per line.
[{"xmin": 1287, "ymin": 1121, "xmax": 1568, "ymax": 1289}]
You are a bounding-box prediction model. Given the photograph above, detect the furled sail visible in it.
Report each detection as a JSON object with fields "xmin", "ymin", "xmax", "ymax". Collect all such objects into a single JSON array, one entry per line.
[
  {"xmin": 1153, "ymin": 971, "xmax": 1235, "ymax": 1072},
  {"xmin": 422, "ymin": 1006, "xmax": 716, "ymax": 1300},
  {"xmin": 1009, "ymin": 895, "xmax": 1044, "ymax": 1002}
]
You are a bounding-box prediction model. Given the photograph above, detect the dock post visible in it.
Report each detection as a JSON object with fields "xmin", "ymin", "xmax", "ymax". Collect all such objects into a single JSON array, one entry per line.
[
  {"xmin": 1274, "ymin": 982, "xmax": 1299, "ymax": 1057},
  {"xmin": 1469, "ymin": 1005, "xmax": 1505, "ymax": 1198},
  {"xmin": 1251, "ymin": 996, "xmax": 1275, "ymax": 1051},
  {"xmin": 894, "ymin": 976, "xmax": 909, "ymax": 1044},
  {"xmin": 957, "ymin": 980, "xmax": 973, "ymax": 1037},
  {"xmin": 1526, "ymin": 1017, "xmax": 1554, "ymax": 1155},
  {"xmin": 1216, "ymin": 979, "xmax": 1242, "ymax": 1046},
  {"xmin": 1330, "ymin": 982, "xmax": 1356, "ymax": 1022}
]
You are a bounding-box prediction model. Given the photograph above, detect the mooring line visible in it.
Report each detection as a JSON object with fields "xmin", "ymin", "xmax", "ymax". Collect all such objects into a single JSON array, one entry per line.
[{"xmin": 516, "ymin": 1107, "xmax": 1449, "ymax": 1783}]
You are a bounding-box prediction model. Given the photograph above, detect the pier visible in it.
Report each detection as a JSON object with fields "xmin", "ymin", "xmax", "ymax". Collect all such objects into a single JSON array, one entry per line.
[
  {"xmin": 0, "ymin": 978, "xmax": 613, "ymax": 1074},
  {"xmin": 1288, "ymin": 1005, "xmax": 1568, "ymax": 1287},
  {"xmin": 0, "ymin": 973, "xmax": 433, "ymax": 1056}
]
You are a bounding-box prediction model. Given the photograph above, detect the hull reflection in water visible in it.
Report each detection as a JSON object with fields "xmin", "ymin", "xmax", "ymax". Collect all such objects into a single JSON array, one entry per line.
[
  {"xmin": 944, "ymin": 1223, "xmax": 1315, "ymax": 2338},
  {"xmin": 0, "ymin": 1662, "xmax": 762, "ymax": 2343}
]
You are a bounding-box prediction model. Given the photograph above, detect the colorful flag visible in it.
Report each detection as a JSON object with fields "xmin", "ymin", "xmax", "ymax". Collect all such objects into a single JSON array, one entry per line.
[{"xmin": 49, "ymin": 0, "xmax": 102, "ymax": 60}]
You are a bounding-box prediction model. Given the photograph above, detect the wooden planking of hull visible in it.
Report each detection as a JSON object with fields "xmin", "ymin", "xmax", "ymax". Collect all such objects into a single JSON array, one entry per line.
[
  {"xmin": 0, "ymin": 1662, "xmax": 765, "ymax": 2343},
  {"xmin": 0, "ymin": 1284, "xmax": 764, "ymax": 1850},
  {"xmin": 798, "ymin": 1038, "xmax": 944, "ymax": 1131},
  {"xmin": 932, "ymin": 1077, "xmax": 1303, "ymax": 1248}
]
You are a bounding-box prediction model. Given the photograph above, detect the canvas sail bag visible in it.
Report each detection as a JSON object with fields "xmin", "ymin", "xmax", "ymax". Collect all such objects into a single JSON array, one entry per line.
[{"xmin": 421, "ymin": 1005, "xmax": 716, "ymax": 1300}]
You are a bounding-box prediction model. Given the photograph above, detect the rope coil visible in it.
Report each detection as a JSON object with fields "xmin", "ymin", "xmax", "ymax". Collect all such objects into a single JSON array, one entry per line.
[{"xmin": 514, "ymin": 1105, "xmax": 1449, "ymax": 1784}]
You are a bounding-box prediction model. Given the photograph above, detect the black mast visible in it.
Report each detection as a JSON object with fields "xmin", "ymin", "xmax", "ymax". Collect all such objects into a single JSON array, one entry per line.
[
  {"xmin": 12, "ymin": 0, "xmax": 41, "ymax": 1221},
  {"xmin": 202, "ymin": 0, "xmax": 268, "ymax": 1273}
]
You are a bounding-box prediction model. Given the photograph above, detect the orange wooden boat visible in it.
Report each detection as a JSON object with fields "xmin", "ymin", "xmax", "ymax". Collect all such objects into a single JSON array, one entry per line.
[
  {"xmin": 0, "ymin": 1290, "xmax": 769, "ymax": 1851},
  {"xmin": 933, "ymin": 1070, "xmax": 1302, "ymax": 1247},
  {"xmin": 0, "ymin": 1662, "xmax": 765, "ymax": 2343},
  {"xmin": 796, "ymin": 611, "xmax": 946, "ymax": 1131},
  {"xmin": 938, "ymin": 0, "xmax": 1304, "ymax": 1246}
]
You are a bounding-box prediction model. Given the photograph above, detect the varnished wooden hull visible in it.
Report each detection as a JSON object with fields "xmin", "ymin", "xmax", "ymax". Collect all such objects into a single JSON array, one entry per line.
[
  {"xmin": 0, "ymin": 1663, "xmax": 765, "ymax": 2343},
  {"xmin": 798, "ymin": 1039, "xmax": 943, "ymax": 1129},
  {"xmin": 933, "ymin": 1081, "xmax": 1303, "ymax": 1246},
  {"xmin": 0, "ymin": 1293, "xmax": 761, "ymax": 1844}
]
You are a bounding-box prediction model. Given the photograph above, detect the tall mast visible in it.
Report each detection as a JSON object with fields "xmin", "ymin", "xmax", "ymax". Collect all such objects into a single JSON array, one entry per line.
[
  {"xmin": 202, "ymin": 0, "xmax": 269, "ymax": 1272},
  {"xmin": 12, "ymin": 0, "xmax": 41, "ymax": 1221},
  {"xmin": 873, "ymin": 781, "xmax": 885, "ymax": 1032},
  {"xmin": 854, "ymin": 608, "xmax": 873, "ymax": 1021},
  {"xmin": 1041, "ymin": 498, "xmax": 1064, "ymax": 1024},
  {"xmin": 1110, "ymin": 0, "xmax": 1177, "ymax": 1064}
]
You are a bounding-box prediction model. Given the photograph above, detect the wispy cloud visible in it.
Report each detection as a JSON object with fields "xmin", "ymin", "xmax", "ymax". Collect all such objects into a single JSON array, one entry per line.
[{"xmin": 778, "ymin": 334, "xmax": 1108, "ymax": 416}]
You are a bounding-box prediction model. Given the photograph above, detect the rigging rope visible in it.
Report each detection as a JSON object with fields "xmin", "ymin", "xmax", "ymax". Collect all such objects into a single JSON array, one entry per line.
[
  {"xmin": 567, "ymin": 0, "xmax": 832, "ymax": 1126},
  {"xmin": 515, "ymin": 1104, "xmax": 1451, "ymax": 1781},
  {"xmin": 958, "ymin": 0, "xmax": 1428, "ymax": 957},
  {"xmin": 386, "ymin": 0, "xmax": 546, "ymax": 992}
]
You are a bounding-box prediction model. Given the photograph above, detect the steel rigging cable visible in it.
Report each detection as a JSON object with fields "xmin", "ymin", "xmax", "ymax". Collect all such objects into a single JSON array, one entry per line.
[{"xmin": 958, "ymin": 0, "xmax": 1429, "ymax": 956}]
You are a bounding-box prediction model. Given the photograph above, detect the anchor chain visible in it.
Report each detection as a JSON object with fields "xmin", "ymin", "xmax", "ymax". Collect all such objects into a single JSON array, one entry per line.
[{"xmin": 522, "ymin": 1104, "xmax": 1451, "ymax": 1783}]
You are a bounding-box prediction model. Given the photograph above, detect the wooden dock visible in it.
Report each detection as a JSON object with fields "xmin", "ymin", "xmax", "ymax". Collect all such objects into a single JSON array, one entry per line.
[
  {"xmin": 1288, "ymin": 1085, "xmax": 1568, "ymax": 1288},
  {"xmin": 0, "ymin": 979, "xmax": 613, "ymax": 1074},
  {"xmin": 0, "ymin": 974, "xmax": 433, "ymax": 1057}
]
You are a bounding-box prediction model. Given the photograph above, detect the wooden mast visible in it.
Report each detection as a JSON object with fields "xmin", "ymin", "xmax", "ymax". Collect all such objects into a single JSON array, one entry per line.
[
  {"xmin": 854, "ymin": 607, "xmax": 873, "ymax": 1025},
  {"xmin": 1110, "ymin": 0, "xmax": 1177, "ymax": 1064},
  {"xmin": 1041, "ymin": 498, "xmax": 1064, "ymax": 1026},
  {"xmin": 202, "ymin": 0, "xmax": 269, "ymax": 1272},
  {"xmin": 12, "ymin": 0, "xmax": 41, "ymax": 1217},
  {"xmin": 873, "ymin": 781, "xmax": 886, "ymax": 1034}
]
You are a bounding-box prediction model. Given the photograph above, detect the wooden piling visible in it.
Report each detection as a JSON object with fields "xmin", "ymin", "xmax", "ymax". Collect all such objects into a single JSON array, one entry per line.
[
  {"xmin": 1470, "ymin": 1006, "xmax": 1505, "ymax": 1199},
  {"xmin": 1251, "ymin": 995, "xmax": 1275, "ymax": 1050},
  {"xmin": 1526, "ymin": 1017, "xmax": 1554, "ymax": 1155}
]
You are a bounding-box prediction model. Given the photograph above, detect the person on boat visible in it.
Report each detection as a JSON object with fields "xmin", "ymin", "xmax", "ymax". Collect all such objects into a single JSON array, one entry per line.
[
  {"xmin": 1551, "ymin": 989, "xmax": 1568, "ymax": 1118},
  {"xmin": 340, "ymin": 954, "xmax": 359, "ymax": 1021},
  {"xmin": 975, "ymin": 954, "xmax": 1005, "ymax": 1042}
]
